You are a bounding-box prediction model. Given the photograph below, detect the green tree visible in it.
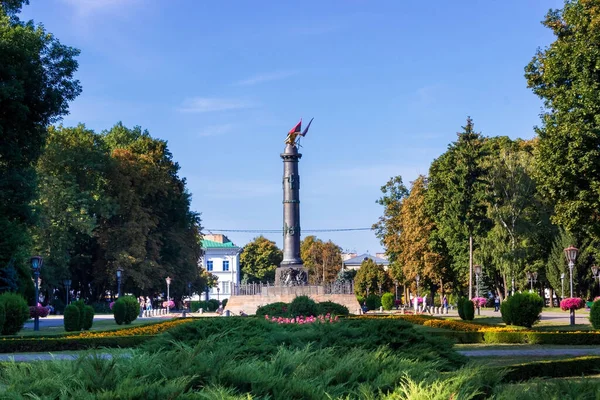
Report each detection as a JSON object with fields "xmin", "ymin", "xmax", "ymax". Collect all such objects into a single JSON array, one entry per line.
[
  {"xmin": 300, "ymin": 236, "xmax": 342, "ymax": 284},
  {"xmin": 428, "ymin": 117, "xmax": 490, "ymax": 297},
  {"xmin": 398, "ymin": 176, "xmax": 450, "ymax": 304},
  {"xmin": 0, "ymin": 2, "xmax": 81, "ymax": 295},
  {"xmin": 240, "ymin": 236, "xmax": 283, "ymax": 283},
  {"xmin": 353, "ymin": 258, "xmax": 391, "ymax": 297},
  {"xmin": 525, "ymin": 0, "xmax": 600, "ymax": 242}
]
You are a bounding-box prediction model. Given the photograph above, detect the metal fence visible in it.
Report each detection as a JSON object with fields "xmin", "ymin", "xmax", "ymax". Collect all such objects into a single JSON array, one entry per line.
[{"xmin": 230, "ymin": 282, "xmax": 354, "ymax": 296}]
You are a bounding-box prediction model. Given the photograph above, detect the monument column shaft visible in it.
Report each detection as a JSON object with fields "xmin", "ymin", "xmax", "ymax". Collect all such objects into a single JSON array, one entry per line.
[{"xmin": 281, "ymin": 144, "xmax": 303, "ymax": 265}]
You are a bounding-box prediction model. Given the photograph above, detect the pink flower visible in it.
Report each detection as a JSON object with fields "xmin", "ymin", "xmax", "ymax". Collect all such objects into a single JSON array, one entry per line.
[{"xmin": 560, "ymin": 297, "xmax": 586, "ymax": 311}]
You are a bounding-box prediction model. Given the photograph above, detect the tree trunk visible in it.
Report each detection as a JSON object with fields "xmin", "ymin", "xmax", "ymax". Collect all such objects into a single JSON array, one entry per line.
[{"xmin": 469, "ymin": 235, "xmax": 473, "ymax": 299}]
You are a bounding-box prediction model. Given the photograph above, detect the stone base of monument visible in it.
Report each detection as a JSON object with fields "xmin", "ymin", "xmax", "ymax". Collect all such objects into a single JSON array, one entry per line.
[
  {"xmin": 274, "ymin": 266, "xmax": 308, "ymax": 286},
  {"xmin": 224, "ymin": 284, "xmax": 361, "ymax": 316}
]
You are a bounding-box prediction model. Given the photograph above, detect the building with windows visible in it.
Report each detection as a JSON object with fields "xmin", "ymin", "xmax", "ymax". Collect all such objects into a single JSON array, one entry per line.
[
  {"xmin": 342, "ymin": 253, "xmax": 390, "ymax": 271},
  {"xmin": 200, "ymin": 234, "xmax": 241, "ymax": 301}
]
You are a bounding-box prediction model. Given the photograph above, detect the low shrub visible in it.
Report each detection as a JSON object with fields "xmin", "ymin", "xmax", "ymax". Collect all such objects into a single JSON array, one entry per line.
[
  {"xmin": 318, "ymin": 301, "xmax": 349, "ymax": 316},
  {"xmin": 0, "ymin": 292, "xmax": 30, "ymax": 335},
  {"xmin": 463, "ymin": 298, "xmax": 475, "ymax": 321},
  {"xmin": 501, "ymin": 292, "xmax": 543, "ymax": 328},
  {"xmin": 0, "ymin": 304, "xmax": 4, "ymax": 334},
  {"xmin": 255, "ymin": 302, "xmax": 289, "ymax": 317},
  {"xmin": 381, "ymin": 293, "xmax": 394, "ymax": 310},
  {"xmin": 29, "ymin": 305, "xmax": 49, "ymax": 319},
  {"xmin": 189, "ymin": 301, "xmax": 209, "ymax": 312},
  {"xmin": 501, "ymin": 356, "xmax": 600, "ymax": 382},
  {"xmin": 63, "ymin": 304, "xmax": 80, "ymax": 332},
  {"xmin": 207, "ymin": 299, "xmax": 220, "ymax": 311},
  {"xmin": 590, "ymin": 300, "xmax": 600, "ymax": 329},
  {"xmin": 113, "ymin": 296, "xmax": 139, "ymax": 325},
  {"xmin": 222, "ymin": 299, "xmax": 228, "ymax": 307},
  {"xmin": 365, "ymin": 294, "xmax": 381, "ymax": 310},
  {"xmin": 289, "ymin": 295, "xmax": 319, "ymax": 317},
  {"xmin": 0, "ymin": 335, "xmax": 150, "ymax": 353},
  {"xmin": 71, "ymin": 300, "xmax": 86, "ymax": 330},
  {"xmin": 82, "ymin": 305, "xmax": 95, "ymax": 330},
  {"xmin": 457, "ymin": 297, "xmax": 467, "ymax": 320}
]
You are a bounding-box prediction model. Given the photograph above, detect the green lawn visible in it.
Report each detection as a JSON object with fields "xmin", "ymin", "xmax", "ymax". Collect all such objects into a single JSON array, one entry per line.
[{"xmin": 12, "ymin": 317, "xmax": 167, "ymax": 337}]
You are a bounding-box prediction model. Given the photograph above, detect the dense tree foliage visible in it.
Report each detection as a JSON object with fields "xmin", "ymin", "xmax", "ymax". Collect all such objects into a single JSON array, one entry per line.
[
  {"xmin": 32, "ymin": 124, "xmax": 202, "ymax": 302},
  {"xmin": 353, "ymin": 258, "xmax": 391, "ymax": 297},
  {"xmin": 300, "ymin": 235, "xmax": 342, "ymax": 284},
  {"xmin": 240, "ymin": 236, "xmax": 282, "ymax": 283},
  {"xmin": 0, "ymin": 1, "xmax": 80, "ymax": 298},
  {"xmin": 526, "ymin": 0, "xmax": 600, "ymax": 243}
]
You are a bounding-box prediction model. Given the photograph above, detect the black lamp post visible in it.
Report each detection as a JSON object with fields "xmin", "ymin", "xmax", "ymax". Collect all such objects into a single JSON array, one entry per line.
[
  {"xmin": 62, "ymin": 279, "xmax": 71, "ymax": 306},
  {"xmin": 564, "ymin": 245, "xmax": 579, "ymax": 325},
  {"xmin": 30, "ymin": 256, "xmax": 43, "ymax": 331},
  {"xmin": 217, "ymin": 286, "xmax": 220, "ymax": 301},
  {"xmin": 116, "ymin": 268, "xmax": 123, "ymax": 298},
  {"xmin": 560, "ymin": 272, "xmax": 565, "ymax": 299},
  {"xmin": 394, "ymin": 280, "xmax": 398, "ymax": 301}
]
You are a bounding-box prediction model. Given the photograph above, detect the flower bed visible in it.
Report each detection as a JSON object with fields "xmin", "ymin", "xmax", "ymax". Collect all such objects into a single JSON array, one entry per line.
[
  {"xmin": 265, "ymin": 314, "xmax": 339, "ymax": 324},
  {"xmin": 65, "ymin": 318, "xmax": 193, "ymax": 339}
]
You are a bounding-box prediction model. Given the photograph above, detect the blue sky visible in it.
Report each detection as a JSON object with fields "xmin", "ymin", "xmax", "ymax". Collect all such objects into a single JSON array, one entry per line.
[{"xmin": 22, "ymin": 0, "xmax": 562, "ymax": 254}]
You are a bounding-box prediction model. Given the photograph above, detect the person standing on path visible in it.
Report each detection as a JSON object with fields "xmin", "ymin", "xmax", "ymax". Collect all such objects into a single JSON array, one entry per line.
[{"xmin": 494, "ymin": 296, "xmax": 500, "ymax": 312}]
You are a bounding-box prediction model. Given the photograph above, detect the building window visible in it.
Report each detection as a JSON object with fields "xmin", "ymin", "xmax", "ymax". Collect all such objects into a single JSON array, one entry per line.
[
  {"xmin": 207, "ymin": 260, "xmax": 213, "ymax": 271},
  {"xmin": 223, "ymin": 260, "xmax": 229, "ymax": 271}
]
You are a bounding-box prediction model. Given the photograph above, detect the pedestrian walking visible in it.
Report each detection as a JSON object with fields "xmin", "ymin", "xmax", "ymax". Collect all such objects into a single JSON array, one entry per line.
[{"xmin": 494, "ymin": 296, "xmax": 500, "ymax": 312}]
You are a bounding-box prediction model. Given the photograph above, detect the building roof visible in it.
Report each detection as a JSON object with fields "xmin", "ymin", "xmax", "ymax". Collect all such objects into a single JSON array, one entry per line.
[
  {"xmin": 343, "ymin": 253, "xmax": 390, "ymax": 266},
  {"xmin": 201, "ymin": 239, "xmax": 238, "ymax": 249}
]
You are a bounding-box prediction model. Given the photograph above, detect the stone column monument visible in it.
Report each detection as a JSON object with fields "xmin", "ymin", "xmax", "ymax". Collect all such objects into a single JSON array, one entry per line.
[{"xmin": 275, "ymin": 119, "xmax": 312, "ymax": 286}]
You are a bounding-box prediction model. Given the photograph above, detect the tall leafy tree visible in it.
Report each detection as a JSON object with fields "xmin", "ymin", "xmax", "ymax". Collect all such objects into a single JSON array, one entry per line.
[
  {"xmin": 526, "ymin": 0, "xmax": 600, "ymax": 242},
  {"xmin": 240, "ymin": 236, "xmax": 282, "ymax": 283},
  {"xmin": 397, "ymin": 176, "xmax": 449, "ymax": 303},
  {"xmin": 428, "ymin": 117, "xmax": 490, "ymax": 297},
  {"xmin": 373, "ymin": 176, "xmax": 409, "ymax": 269},
  {"xmin": 353, "ymin": 258, "xmax": 391, "ymax": 297},
  {"xmin": 300, "ymin": 235, "xmax": 342, "ymax": 284},
  {"xmin": 0, "ymin": 1, "xmax": 81, "ymax": 296}
]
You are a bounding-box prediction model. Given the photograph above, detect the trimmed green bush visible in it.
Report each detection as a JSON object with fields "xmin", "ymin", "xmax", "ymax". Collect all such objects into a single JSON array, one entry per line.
[
  {"xmin": 255, "ymin": 302, "xmax": 289, "ymax": 317},
  {"xmin": 456, "ymin": 297, "xmax": 467, "ymax": 320},
  {"xmin": 190, "ymin": 301, "xmax": 208, "ymax": 312},
  {"xmin": 0, "ymin": 303, "xmax": 4, "ymax": 334},
  {"xmin": 207, "ymin": 299, "xmax": 220, "ymax": 311},
  {"xmin": 590, "ymin": 300, "xmax": 600, "ymax": 329},
  {"xmin": 289, "ymin": 295, "xmax": 319, "ymax": 317},
  {"xmin": 0, "ymin": 335, "xmax": 150, "ymax": 353},
  {"xmin": 82, "ymin": 305, "xmax": 95, "ymax": 330},
  {"xmin": 72, "ymin": 300, "xmax": 86, "ymax": 330},
  {"xmin": 381, "ymin": 293, "xmax": 394, "ymax": 310},
  {"xmin": 501, "ymin": 356, "xmax": 600, "ymax": 382},
  {"xmin": 318, "ymin": 301, "xmax": 349, "ymax": 316},
  {"xmin": 222, "ymin": 299, "xmax": 228, "ymax": 307},
  {"xmin": 462, "ymin": 298, "xmax": 475, "ymax": 321},
  {"xmin": 365, "ymin": 294, "xmax": 381, "ymax": 311},
  {"xmin": 113, "ymin": 296, "xmax": 139, "ymax": 325},
  {"xmin": 501, "ymin": 292, "xmax": 543, "ymax": 328},
  {"xmin": 0, "ymin": 292, "xmax": 30, "ymax": 335},
  {"xmin": 63, "ymin": 304, "xmax": 80, "ymax": 332}
]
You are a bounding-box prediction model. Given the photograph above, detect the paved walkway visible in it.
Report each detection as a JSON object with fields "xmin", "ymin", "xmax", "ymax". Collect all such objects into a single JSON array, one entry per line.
[{"xmin": 0, "ymin": 353, "xmax": 116, "ymax": 362}]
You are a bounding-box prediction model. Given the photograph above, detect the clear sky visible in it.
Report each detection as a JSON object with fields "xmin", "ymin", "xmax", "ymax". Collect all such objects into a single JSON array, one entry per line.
[{"xmin": 21, "ymin": 0, "xmax": 563, "ymax": 254}]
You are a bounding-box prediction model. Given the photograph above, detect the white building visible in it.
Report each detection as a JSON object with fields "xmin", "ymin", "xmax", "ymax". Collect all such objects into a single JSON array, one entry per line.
[{"xmin": 200, "ymin": 234, "xmax": 241, "ymax": 301}]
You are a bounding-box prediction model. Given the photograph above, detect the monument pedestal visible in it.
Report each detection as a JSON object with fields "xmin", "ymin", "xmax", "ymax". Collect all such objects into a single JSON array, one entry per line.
[{"xmin": 275, "ymin": 265, "xmax": 308, "ymax": 286}]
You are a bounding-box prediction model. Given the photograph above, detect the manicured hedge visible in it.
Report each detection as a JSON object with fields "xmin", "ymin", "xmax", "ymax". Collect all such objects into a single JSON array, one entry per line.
[
  {"xmin": 500, "ymin": 356, "xmax": 600, "ymax": 382},
  {"xmin": 432, "ymin": 330, "xmax": 600, "ymax": 345},
  {"xmin": 0, "ymin": 335, "xmax": 151, "ymax": 353}
]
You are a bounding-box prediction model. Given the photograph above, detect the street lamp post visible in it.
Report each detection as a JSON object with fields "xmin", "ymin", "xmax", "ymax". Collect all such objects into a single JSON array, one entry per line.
[
  {"xmin": 526, "ymin": 272, "xmax": 538, "ymax": 292},
  {"xmin": 165, "ymin": 276, "xmax": 172, "ymax": 314},
  {"xmin": 62, "ymin": 279, "xmax": 71, "ymax": 306},
  {"xmin": 116, "ymin": 268, "xmax": 123, "ymax": 298},
  {"xmin": 561, "ymin": 273, "xmax": 565, "ymax": 299},
  {"xmin": 474, "ymin": 265, "xmax": 482, "ymax": 316},
  {"xmin": 394, "ymin": 280, "xmax": 398, "ymax": 302},
  {"xmin": 592, "ymin": 266, "xmax": 600, "ymax": 295},
  {"xmin": 30, "ymin": 256, "xmax": 43, "ymax": 331},
  {"xmin": 564, "ymin": 246, "xmax": 579, "ymax": 325},
  {"xmin": 217, "ymin": 286, "xmax": 220, "ymax": 302}
]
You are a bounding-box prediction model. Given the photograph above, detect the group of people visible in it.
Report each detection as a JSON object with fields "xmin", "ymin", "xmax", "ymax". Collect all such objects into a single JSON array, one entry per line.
[{"xmin": 138, "ymin": 296, "xmax": 153, "ymax": 316}]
